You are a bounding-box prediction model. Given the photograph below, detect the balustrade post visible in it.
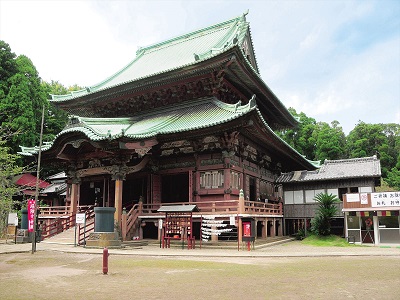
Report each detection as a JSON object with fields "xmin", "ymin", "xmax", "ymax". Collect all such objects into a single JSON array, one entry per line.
[
  {"xmin": 239, "ymin": 189, "xmax": 245, "ymax": 214},
  {"xmin": 121, "ymin": 208, "xmax": 127, "ymax": 241}
]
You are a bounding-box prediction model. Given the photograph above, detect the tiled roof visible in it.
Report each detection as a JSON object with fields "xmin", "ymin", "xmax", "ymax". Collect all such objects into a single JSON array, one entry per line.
[
  {"xmin": 20, "ymin": 96, "xmax": 257, "ymax": 154},
  {"xmin": 51, "ymin": 12, "xmax": 252, "ymax": 102},
  {"xmin": 20, "ymin": 95, "xmax": 317, "ymax": 170},
  {"xmin": 276, "ymin": 156, "xmax": 381, "ymax": 183},
  {"xmin": 41, "ymin": 182, "xmax": 67, "ymax": 194},
  {"xmin": 13, "ymin": 173, "xmax": 50, "ymax": 188},
  {"xmin": 46, "ymin": 172, "xmax": 66, "ymax": 181}
]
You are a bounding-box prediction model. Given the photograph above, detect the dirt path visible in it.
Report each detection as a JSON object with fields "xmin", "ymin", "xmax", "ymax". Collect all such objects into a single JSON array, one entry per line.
[{"xmin": 1, "ymin": 250, "xmax": 399, "ymax": 299}]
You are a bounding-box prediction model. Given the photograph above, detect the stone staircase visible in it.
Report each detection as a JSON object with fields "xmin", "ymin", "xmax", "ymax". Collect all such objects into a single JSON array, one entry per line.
[{"xmin": 41, "ymin": 227, "xmax": 77, "ymax": 245}]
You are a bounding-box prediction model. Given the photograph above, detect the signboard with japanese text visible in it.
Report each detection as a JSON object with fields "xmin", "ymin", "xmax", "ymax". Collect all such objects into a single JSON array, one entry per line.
[
  {"xmin": 243, "ymin": 222, "xmax": 251, "ymax": 237},
  {"xmin": 8, "ymin": 213, "xmax": 18, "ymax": 225},
  {"xmin": 360, "ymin": 193, "xmax": 368, "ymax": 205},
  {"xmin": 28, "ymin": 199, "xmax": 35, "ymax": 232},
  {"xmin": 76, "ymin": 213, "xmax": 86, "ymax": 224},
  {"xmin": 371, "ymin": 192, "xmax": 400, "ymax": 208},
  {"xmin": 346, "ymin": 194, "xmax": 360, "ymax": 202}
]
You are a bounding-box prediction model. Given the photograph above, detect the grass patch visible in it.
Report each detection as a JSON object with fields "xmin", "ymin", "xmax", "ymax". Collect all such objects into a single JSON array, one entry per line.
[{"xmin": 301, "ymin": 234, "xmax": 354, "ymax": 247}]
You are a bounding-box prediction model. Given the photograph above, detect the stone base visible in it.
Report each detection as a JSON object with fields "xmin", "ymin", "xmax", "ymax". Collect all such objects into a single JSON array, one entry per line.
[
  {"xmin": 16, "ymin": 229, "xmax": 30, "ymax": 243},
  {"xmin": 85, "ymin": 232, "xmax": 122, "ymax": 248}
]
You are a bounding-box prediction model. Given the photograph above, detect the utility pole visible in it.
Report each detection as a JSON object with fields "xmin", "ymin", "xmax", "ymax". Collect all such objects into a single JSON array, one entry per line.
[{"xmin": 32, "ymin": 105, "xmax": 45, "ymax": 254}]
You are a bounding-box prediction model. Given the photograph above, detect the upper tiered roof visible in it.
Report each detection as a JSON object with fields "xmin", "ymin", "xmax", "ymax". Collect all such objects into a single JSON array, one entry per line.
[
  {"xmin": 51, "ymin": 12, "xmax": 256, "ymax": 102},
  {"xmin": 49, "ymin": 12, "xmax": 298, "ymax": 129}
]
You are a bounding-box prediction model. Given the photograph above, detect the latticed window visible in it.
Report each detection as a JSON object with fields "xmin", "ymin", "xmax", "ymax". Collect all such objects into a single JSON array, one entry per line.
[
  {"xmin": 230, "ymin": 171, "xmax": 240, "ymax": 189},
  {"xmin": 200, "ymin": 171, "xmax": 224, "ymax": 189}
]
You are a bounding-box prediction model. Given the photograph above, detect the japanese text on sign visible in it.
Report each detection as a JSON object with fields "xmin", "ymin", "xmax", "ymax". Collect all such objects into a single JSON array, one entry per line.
[
  {"xmin": 371, "ymin": 192, "xmax": 400, "ymax": 208},
  {"xmin": 28, "ymin": 199, "xmax": 36, "ymax": 232}
]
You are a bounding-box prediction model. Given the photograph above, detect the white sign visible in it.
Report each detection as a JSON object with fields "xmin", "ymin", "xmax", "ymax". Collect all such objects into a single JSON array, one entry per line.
[
  {"xmin": 371, "ymin": 192, "xmax": 400, "ymax": 207},
  {"xmin": 346, "ymin": 194, "xmax": 360, "ymax": 202},
  {"xmin": 8, "ymin": 213, "xmax": 18, "ymax": 225},
  {"xmin": 76, "ymin": 213, "xmax": 86, "ymax": 224},
  {"xmin": 158, "ymin": 219, "xmax": 163, "ymax": 230},
  {"xmin": 360, "ymin": 193, "xmax": 368, "ymax": 205}
]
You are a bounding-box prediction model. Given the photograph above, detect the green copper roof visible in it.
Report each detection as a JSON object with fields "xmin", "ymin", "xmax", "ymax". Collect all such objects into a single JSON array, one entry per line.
[
  {"xmin": 52, "ymin": 12, "xmax": 251, "ymax": 102},
  {"xmin": 20, "ymin": 96, "xmax": 257, "ymax": 156}
]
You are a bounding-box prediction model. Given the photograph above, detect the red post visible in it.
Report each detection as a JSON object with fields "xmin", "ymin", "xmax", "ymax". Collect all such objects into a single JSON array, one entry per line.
[{"xmin": 103, "ymin": 247, "xmax": 109, "ymax": 275}]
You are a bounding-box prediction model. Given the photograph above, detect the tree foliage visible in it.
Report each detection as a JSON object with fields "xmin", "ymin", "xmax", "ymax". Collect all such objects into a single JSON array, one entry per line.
[
  {"xmin": 0, "ymin": 137, "xmax": 23, "ymax": 237},
  {"xmin": 312, "ymin": 120, "xmax": 346, "ymax": 162},
  {"xmin": 311, "ymin": 193, "xmax": 340, "ymax": 236},
  {"xmin": 0, "ymin": 52, "xmax": 48, "ymax": 153},
  {"xmin": 277, "ymin": 108, "xmax": 317, "ymax": 160},
  {"xmin": 278, "ymin": 109, "xmax": 400, "ymax": 190}
]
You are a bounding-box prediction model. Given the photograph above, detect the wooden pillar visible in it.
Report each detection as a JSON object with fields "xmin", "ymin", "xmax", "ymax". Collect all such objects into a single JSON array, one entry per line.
[
  {"xmin": 114, "ymin": 179, "xmax": 123, "ymax": 226},
  {"xmin": 271, "ymin": 219, "xmax": 276, "ymax": 238},
  {"xmin": 262, "ymin": 220, "xmax": 267, "ymax": 238},
  {"xmin": 278, "ymin": 219, "xmax": 283, "ymax": 236},
  {"xmin": 223, "ymin": 154, "xmax": 231, "ymax": 201},
  {"xmin": 69, "ymin": 182, "xmax": 79, "ymax": 215},
  {"xmin": 238, "ymin": 189, "xmax": 245, "ymax": 244},
  {"xmin": 238, "ymin": 217, "xmax": 243, "ymax": 244},
  {"xmin": 188, "ymin": 170, "xmax": 193, "ymax": 202}
]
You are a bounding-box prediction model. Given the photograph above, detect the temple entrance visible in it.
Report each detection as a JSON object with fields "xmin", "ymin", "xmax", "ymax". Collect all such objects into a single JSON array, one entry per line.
[
  {"xmin": 79, "ymin": 179, "xmax": 105, "ymax": 206},
  {"xmin": 142, "ymin": 221, "xmax": 158, "ymax": 239},
  {"xmin": 123, "ymin": 175, "xmax": 148, "ymax": 208},
  {"xmin": 161, "ymin": 173, "xmax": 189, "ymax": 203}
]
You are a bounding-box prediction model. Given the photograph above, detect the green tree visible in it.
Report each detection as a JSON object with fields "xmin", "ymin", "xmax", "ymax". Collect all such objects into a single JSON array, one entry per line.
[
  {"xmin": 0, "ymin": 136, "xmax": 23, "ymax": 237},
  {"xmin": 0, "ymin": 55, "xmax": 47, "ymax": 153},
  {"xmin": 312, "ymin": 121, "xmax": 346, "ymax": 162},
  {"xmin": 311, "ymin": 193, "xmax": 340, "ymax": 236},
  {"xmin": 346, "ymin": 122, "xmax": 400, "ymax": 178},
  {"xmin": 386, "ymin": 167, "xmax": 400, "ymax": 190},
  {"xmin": 0, "ymin": 40, "xmax": 17, "ymax": 97},
  {"xmin": 277, "ymin": 108, "xmax": 317, "ymax": 160},
  {"xmin": 41, "ymin": 80, "xmax": 70, "ymax": 141}
]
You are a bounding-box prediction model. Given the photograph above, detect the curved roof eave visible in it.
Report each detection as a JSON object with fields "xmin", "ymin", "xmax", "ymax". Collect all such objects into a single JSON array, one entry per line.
[
  {"xmin": 50, "ymin": 12, "xmax": 250, "ymax": 103},
  {"xmin": 21, "ymin": 97, "xmax": 258, "ymax": 156},
  {"xmin": 253, "ymin": 107, "xmax": 317, "ymax": 170}
]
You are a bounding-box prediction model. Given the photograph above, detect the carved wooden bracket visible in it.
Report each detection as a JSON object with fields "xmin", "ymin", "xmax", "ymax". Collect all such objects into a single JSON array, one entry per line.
[{"xmin": 75, "ymin": 156, "xmax": 150, "ymax": 180}]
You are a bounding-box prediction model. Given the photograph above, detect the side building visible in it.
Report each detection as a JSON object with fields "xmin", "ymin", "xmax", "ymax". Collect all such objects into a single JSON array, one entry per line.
[{"xmin": 276, "ymin": 156, "xmax": 381, "ymax": 236}]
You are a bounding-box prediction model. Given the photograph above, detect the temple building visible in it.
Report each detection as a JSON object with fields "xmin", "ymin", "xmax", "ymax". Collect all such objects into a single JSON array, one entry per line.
[{"xmin": 20, "ymin": 12, "xmax": 318, "ymax": 244}]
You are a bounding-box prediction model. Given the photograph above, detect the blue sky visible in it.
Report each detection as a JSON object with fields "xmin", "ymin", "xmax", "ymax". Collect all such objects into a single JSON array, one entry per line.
[{"xmin": 1, "ymin": 0, "xmax": 399, "ymax": 134}]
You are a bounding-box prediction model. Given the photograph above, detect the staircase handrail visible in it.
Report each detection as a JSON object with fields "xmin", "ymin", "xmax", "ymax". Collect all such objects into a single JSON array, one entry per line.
[
  {"xmin": 78, "ymin": 206, "xmax": 96, "ymax": 245},
  {"xmin": 40, "ymin": 214, "xmax": 76, "ymax": 240}
]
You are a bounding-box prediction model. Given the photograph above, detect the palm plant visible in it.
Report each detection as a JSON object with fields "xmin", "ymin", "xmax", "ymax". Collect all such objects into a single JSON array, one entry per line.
[{"xmin": 311, "ymin": 193, "xmax": 340, "ymax": 236}]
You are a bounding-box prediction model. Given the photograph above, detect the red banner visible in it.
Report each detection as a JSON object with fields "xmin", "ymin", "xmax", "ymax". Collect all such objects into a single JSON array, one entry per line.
[{"xmin": 28, "ymin": 199, "xmax": 36, "ymax": 232}]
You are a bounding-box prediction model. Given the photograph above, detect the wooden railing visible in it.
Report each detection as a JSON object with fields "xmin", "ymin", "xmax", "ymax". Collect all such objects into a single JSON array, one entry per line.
[
  {"xmin": 38, "ymin": 205, "xmax": 93, "ymax": 216},
  {"xmin": 243, "ymin": 200, "xmax": 282, "ymax": 215},
  {"xmin": 78, "ymin": 207, "xmax": 95, "ymax": 245},
  {"xmin": 136, "ymin": 200, "xmax": 282, "ymax": 216},
  {"xmin": 40, "ymin": 214, "xmax": 75, "ymax": 240},
  {"xmin": 39, "ymin": 199, "xmax": 283, "ymax": 242}
]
